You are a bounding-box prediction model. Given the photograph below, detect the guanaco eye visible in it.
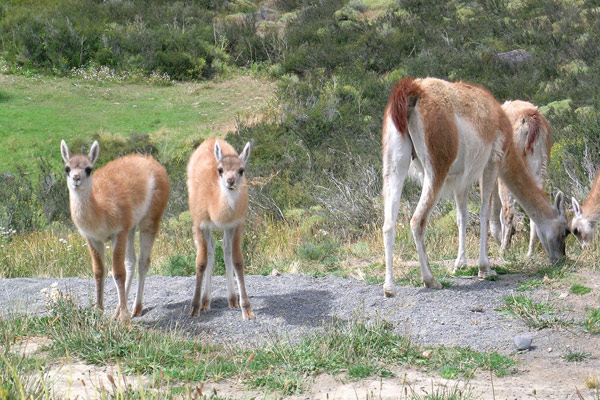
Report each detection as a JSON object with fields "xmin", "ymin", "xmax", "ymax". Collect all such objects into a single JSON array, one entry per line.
[
  {"xmin": 64, "ymin": 166, "xmax": 71, "ymax": 175},
  {"xmin": 217, "ymin": 167, "xmax": 223, "ymax": 176},
  {"xmin": 85, "ymin": 167, "xmax": 92, "ymax": 176},
  {"xmin": 238, "ymin": 168, "xmax": 245, "ymax": 175}
]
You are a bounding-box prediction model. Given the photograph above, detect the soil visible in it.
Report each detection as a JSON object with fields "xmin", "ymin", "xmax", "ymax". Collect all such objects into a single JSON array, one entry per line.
[{"xmin": 1, "ymin": 263, "xmax": 599, "ymax": 399}]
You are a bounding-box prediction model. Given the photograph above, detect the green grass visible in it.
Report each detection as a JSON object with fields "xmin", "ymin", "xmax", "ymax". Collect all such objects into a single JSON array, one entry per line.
[
  {"xmin": 517, "ymin": 279, "xmax": 542, "ymax": 292},
  {"xmin": 562, "ymin": 350, "xmax": 591, "ymax": 362},
  {"xmin": 585, "ymin": 308, "xmax": 600, "ymax": 334},
  {"xmin": 570, "ymin": 284, "xmax": 592, "ymax": 295},
  {"xmin": 396, "ymin": 264, "xmax": 453, "ymax": 287},
  {"xmin": 426, "ymin": 346, "xmax": 515, "ymax": 379},
  {"xmin": 0, "ymin": 73, "xmax": 274, "ymax": 173},
  {"xmin": 500, "ymin": 294, "xmax": 566, "ymax": 329},
  {"xmin": 0, "ymin": 296, "xmax": 515, "ymax": 397},
  {"xmin": 408, "ymin": 382, "xmax": 478, "ymax": 400}
]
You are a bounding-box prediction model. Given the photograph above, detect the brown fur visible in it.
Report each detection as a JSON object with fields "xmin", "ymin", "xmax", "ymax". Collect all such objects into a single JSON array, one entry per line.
[
  {"xmin": 387, "ymin": 77, "xmax": 421, "ymax": 137},
  {"xmin": 186, "ymin": 138, "xmax": 254, "ymax": 319},
  {"xmin": 498, "ymin": 142, "xmax": 555, "ymax": 219},
  {"xmin": 502, "ymin": 100, "xmax": 551, "ymax": 155},
  {"xmin": 498, "ymin": 100, "xmax": 552, "ymax": 252},
  {"xmin": 63, "ymin": 146, "xmax": 170, "ymax": 324},
  {"xmin": 582, "ymin": 171, "xmax": 600, "ymax": 219},
  {"xmin": 73, "ymin": 155, "xmax": 170, "ymax": 234},
  {"xmin": 382, "ymin": 77, "xmax": 567, "ymax": 293},
  {"xmin": 187, "ymin": 139, "xmax": 249, "ymax": 226}
]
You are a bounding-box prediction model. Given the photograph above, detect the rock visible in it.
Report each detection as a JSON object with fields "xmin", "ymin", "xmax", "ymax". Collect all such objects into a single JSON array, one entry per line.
[
  {"xmin": 514, "ymin": 334, "xmax": 532, "ymax": 351},
  {"xmin": 421, "ymin": 350, "xmax": 433, "ymax": 359},
  {"xmin": 495, "ymin": 49, "xmax": 533, "ymax": 66}
]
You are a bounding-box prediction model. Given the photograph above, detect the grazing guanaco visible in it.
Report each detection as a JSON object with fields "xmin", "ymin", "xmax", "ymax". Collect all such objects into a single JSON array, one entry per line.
[
  {"xmin": 495, "ymin": 100, "xmax": 552, "ymax": 256},
  {"xmin": 60, "ymin": 140, "xmax": 170, "ymax": 324},
  {"xmin": 381, "ymin": 78, "xmax": 568, "ymax": 295},
  {"xmin": 187, "ymin": 138, "xmax": 254, "ymax": 319},
  {"xmin": 571, "ymin": 170, "xmax": 600, "ymax": 248}
]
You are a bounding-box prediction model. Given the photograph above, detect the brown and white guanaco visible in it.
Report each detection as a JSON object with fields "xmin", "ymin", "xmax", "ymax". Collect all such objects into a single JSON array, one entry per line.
[
  {"xmin": 381, "ymin": 78, "xmax": 569, "ymax": 295},
  {"xmin": 187, "ymin": 138, "xmax": 254, "ymax": 319},
  {"xmin": 61, "ymin": 140, "xmax": 170, "ymax": 324},
  {"xmin": 491, "ymin": 100, "xmax": 552, "ymax": 256}
]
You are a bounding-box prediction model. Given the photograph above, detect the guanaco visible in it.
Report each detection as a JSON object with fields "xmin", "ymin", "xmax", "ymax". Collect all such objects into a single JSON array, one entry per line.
[
  {"xmin": 187, "ymin": 138, "xmax": 254, "ymax": 319},
  {"xmin": 381, "ymin": 78, "xmax": 568, "ymax": 295},
  {"xmin": 495, "ymin": 100, "xmax": 552, "ymax": 256},
  {"xmin": 571, "ymin": 170, "xmax": 600, "ymax": 249},
  {"xmin": 61, "ymin": 140, "xmax": 170, "ymax": 324}
]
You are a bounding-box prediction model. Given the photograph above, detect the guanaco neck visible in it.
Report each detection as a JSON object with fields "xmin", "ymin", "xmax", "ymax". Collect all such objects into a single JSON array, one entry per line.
[
  {"xmin": 499, "ymin": 144, "xmax": 557, "ymax": 227},
  {"xmin": 68, "ymin": 182, "xmax": 102, "ymax": 228},
  {"xmin": 582, "ymin": 175, "xmax": 600, "ymax": 221}
]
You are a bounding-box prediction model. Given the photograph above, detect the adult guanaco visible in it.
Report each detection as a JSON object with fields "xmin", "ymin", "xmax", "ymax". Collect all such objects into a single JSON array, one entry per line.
[
  {"xmin": 61, "ymin": 140, "xmax": 170, "ymax": 324},
  {"xmin": 187, "ymin": 138, "xmax": 254, "ymax": 319},
  {"xmin": 495, "ymin": 100, "xmax": 552, "ymax": 256},
  {"xmin": 381, "ymin": 77, "xmax": 569, "ymax": 295}
]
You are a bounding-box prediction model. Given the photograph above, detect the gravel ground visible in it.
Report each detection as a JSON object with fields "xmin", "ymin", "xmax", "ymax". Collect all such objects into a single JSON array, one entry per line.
[
  {"xmin": 0, "ymin": 273, "xmax": 548, "ymax": 352},
  {"xmin": 3, "ymin": 272, "xmax": 600, "ymax": 400}
]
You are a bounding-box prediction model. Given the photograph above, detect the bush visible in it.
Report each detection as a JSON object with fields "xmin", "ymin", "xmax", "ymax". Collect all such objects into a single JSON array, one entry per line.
[
  {"xmin": 0, "ymin": 0, "xmax": 223, "ymax": 79},
  {"xmin": 165, "ymin": 254, "xmax": 195, "ymax": 277},
  {"xmin": 164, "ymin": 245, "xmax": 227, "ymax": 276},
  {"xmin": 0, "ymin": 168, "xmax": 41, "ymax": 233}
]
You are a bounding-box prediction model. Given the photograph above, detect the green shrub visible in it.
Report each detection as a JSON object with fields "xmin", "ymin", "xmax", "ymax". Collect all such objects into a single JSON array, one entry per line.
[
  {"xmin": 0, "ymin": 0, "xmax": 223, "ymax": 79},
  {"xmin": 165, "ymin": 254, "xmax": 195, "ymax": 277},
  {"xmin": 297, "ymin": 237, "xmax": 339, "ymax": 262},
  {"xmin": 164, "ymin": 243, "xmax": 225, "ymax": 277}
]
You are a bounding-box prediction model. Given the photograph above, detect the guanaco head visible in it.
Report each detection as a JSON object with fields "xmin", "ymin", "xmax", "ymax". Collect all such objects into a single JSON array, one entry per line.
[
  {"xmin": 570, "ymin": 197, "xmax": 595, "ymax": 249},
  {"xmin": 536, "ymin": 192, "xmax": 570, "ymax": 262},
  {"xmin": 60, "ymin": 140, "xmax": 99, "ymax": 192},
  {"xmin": 214, "ymin": 140, "xmax": 251, "ymax": 192}
]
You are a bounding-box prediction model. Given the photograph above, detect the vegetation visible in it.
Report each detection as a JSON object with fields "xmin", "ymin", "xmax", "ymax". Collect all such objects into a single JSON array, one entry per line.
[
  {"xmin": 500, "ymin": 294, "xmax": 568, "ymax": 330},
  {"xmin": 562, "ymin": 349, "xmax": 592, "ymax": 362},
  {"xmin": 1, "ymin": 0, "xmax": 600, "ymax": 396},
  {"xmin": 571, "ymin": 283, "xmax": 593, "ymax": 295},
  {"xmin": 585, "ymin": 307, "xmax": 600, "ymax": 334},
  {"xmin": 0, "ymin": 295, "xmax": 514, "ymax": 397},
  {"xmin": 3, "ymin": 0, "xmax": 600, "ymax": 237}
]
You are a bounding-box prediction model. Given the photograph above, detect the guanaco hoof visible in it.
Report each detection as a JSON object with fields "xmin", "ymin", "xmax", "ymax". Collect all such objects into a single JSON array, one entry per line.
[{"xmin": 424, "ymin": 280, "xmax": 442, "ymax": 289}]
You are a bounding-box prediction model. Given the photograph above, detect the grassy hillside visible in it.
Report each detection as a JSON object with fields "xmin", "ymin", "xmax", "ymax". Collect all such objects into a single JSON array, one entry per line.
[
  {"xmin": 0, "ymin": 73, "xmax": 274, "ymax": 173},
  {"xmin": 1, "ymin": 0, "xmax": 600, "ymax": 271},
  {"xmin": 2, "ymin": 2, "xmax": 600, "ymax": 397}
]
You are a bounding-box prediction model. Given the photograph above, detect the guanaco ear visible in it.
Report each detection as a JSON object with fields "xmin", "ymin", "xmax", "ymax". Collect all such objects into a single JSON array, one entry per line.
[
  {"xmin": 60, "ymin": 140, "xmax": 71, "ymax": 164},
  {"xmin": 572, "ymin": 197, "xmax": 582, "ymax": 217},
  {"xmin": 554, "ymin": 191, "xmax": 565, "ymax": 216},
  {"xmin": 239, "ymin": 142, "xmax": 251, "ymax": 166},
  {"xmin": 88, "ymin": 141, "xmax": 100, "ymax": 165},
  {"xmin": 214, "ymin": 140, "xmax": 224, "ymax": 163}
]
